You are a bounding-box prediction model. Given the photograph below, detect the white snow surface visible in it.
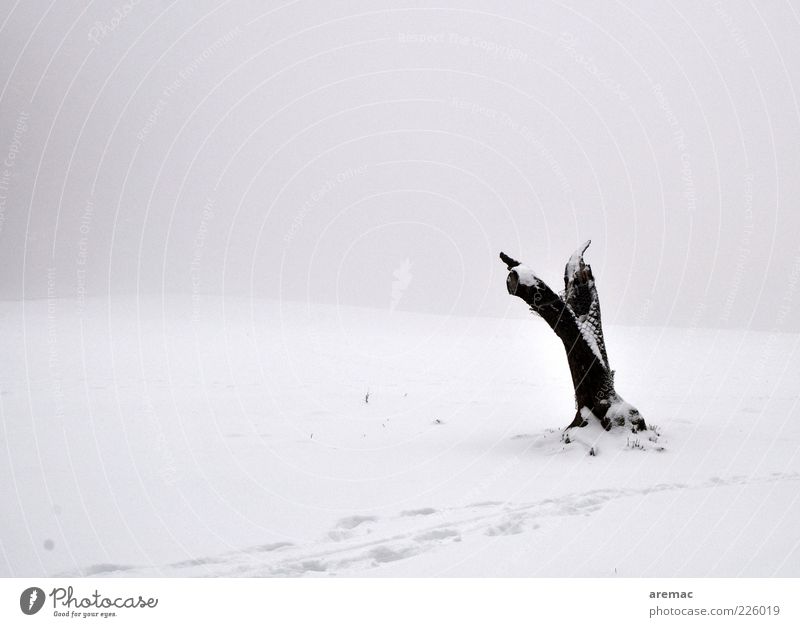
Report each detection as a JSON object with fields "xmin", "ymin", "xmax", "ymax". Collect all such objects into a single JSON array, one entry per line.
[
  {"xmin": 565, "ymin": 240, "xmax": 591, "ymax": 280},
  {"xmin": 1, "ymin": 296, "xmax": 799, "ymax": 577},
  {"xmin": 512, "ymin": 264, "xmax": 540, "ymax": 288},
  {"xmin": 576, "ymin": 309, "xmax": 607, "ymax": 366}
]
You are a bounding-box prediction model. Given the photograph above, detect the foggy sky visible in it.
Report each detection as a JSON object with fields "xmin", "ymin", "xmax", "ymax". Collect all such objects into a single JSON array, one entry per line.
[{"xmin": 1, "ymin": 0, "xmax": 799, "ymax": 330}]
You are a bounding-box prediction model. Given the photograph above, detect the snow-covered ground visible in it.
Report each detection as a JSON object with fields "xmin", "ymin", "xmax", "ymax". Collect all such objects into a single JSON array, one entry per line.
[{"xmin": 1, "ymin": 296, "xmax": 799, "ymax": 577}]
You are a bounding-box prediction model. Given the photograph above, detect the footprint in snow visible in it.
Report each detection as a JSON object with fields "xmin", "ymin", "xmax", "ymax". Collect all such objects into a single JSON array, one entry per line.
[
  {"xmin": 328, "ymin": 515, "xmax": 378, "ymax": 541},
  {"xmin": 400, "ymin": 507, "xmax": 437, "ymax": 517},
  {"xmin": 368, "ymin": 545, "xmax": 419, "ymax": 564},
  {"xmin": 413, "ymin": 528, "xmax": 460, "ymax": 542},
  {"xmin": 335, "ymin": 515, "xmax": 378, "ymax": 530}
]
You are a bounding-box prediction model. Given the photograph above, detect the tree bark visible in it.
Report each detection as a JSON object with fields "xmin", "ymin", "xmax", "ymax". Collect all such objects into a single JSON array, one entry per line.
[{"xmin": 500, "ymin": 241, "xmax": 646, "ymax": 432}]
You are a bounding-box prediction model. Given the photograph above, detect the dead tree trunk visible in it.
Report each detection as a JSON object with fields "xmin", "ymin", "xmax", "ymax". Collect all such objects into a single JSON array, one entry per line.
[{"xmin": 500, "ymin": 241, "xmax": 646, "ymax": 433}]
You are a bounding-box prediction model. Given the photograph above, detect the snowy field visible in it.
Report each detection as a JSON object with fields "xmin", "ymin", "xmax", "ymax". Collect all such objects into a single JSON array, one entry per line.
[{"xmin": 1, "ymin": 295, "xmax": 799, "ymax": 577}]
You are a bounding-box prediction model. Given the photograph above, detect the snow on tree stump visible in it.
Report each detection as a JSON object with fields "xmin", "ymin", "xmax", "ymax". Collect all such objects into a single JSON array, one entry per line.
[{"xmin": 499, "ymin": 241, "xmax": 657, "ymax": 450}]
